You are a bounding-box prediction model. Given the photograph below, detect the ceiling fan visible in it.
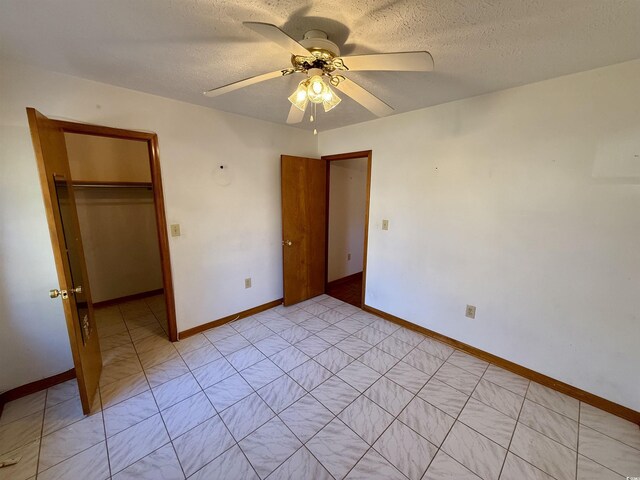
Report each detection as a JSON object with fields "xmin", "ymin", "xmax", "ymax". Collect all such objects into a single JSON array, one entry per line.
[{"xmin": 203, "ymin": 22, "xmax": 434, "ymax": 127}]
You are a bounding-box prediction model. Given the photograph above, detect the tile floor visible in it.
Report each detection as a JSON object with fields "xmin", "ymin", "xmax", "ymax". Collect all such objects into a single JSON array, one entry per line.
[{"xmin": 1, "ymin": 294, "xmax": 639, "ymax": 480}]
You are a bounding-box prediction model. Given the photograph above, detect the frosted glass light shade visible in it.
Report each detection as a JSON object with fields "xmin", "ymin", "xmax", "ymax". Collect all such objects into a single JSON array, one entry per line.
[
  {"xmin": 307, "ymin": 75, "xmax": 327, "ymax": 104},
  {"xmin": 288, "ymin": 81, "xmax": 309, "ymax": 111},
  {"xmin": 322, "ymin": 85, "xmax": 341, "ymax": 112}
]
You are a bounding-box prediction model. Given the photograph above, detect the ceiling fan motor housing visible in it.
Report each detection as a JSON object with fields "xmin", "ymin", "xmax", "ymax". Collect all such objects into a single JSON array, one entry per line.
[
  {"xmin": 291, "ymin": 30, "xmax": 343, "ymax": 75},
  {"xmin": 300, "ymin": 30, "xmax": 341, "ymax": 57}
]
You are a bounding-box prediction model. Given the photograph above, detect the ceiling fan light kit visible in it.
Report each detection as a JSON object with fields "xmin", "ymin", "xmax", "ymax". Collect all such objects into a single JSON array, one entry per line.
[
  {"xmin": 203, "ymin": 22, "xmax": 434, "ymax": 129},
  {"xmin": 288, "ymin": 67, "xmax": 342, "ymax": 113}
]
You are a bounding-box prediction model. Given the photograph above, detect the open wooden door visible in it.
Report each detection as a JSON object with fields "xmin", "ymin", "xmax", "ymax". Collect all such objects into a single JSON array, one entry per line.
[
  {"xmin": 27, "ymin": 108, "xmax": 102, "ymax": 414},
  {"xmin": 281, "ymin": 155, "xmax": 327, "ymax": 305}
]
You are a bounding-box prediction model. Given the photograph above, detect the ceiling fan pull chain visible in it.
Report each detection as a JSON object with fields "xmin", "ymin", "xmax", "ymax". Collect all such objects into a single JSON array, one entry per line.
[{"xmin": 313, "ymin": 103, "xmax": 318, "ymax": 135}]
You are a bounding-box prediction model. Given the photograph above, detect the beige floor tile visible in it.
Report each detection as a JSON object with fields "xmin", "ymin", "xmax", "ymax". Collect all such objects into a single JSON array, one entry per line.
[
  {"xmin": 526, "ymin": 382, "xmax": 579, "ymax": 421},
  {"xmin": 279, "ymin": 394, "xmax": 335, "ymax": 443},
  {"xmin": 471, "ymin": 378, "xmax": 524, "ymax": 419},
  {"xmin": 510, "ymin": 423, "xmax": 576, "ymax": 480},
  {"xmin": 112, "ymin": 443, "xmax": 183, "ymax": 480},
  {"xmin": 0, "ymin": 391, "xmax": 45, "ymax": 427},
  {"xmin": 518, "ymin": 399, "xmax": 578, "ymax": 449},
  {"xmin": 457, "ymin": 398, "xmax": 516, "ymax": 448},
  {"xmin": 398, "ymin": 396, "xmax": 455, "ymax": 447},
  {"xmin": 239, "ymin": 418, "xmax": 302, "ymax": 478},
  {"xmin": 0, "ymin": 439, "xmax": 40, "ymax": 480},
  {"xmin": 346, "ymin": 448, "xmax": 407, "ymax": 480},
  {"xmin": 0, "ymin": 411, "xmax": 43, "ymax": 457},
  {"xmin": 424, "ymin": 450, "xmax": 481, "ymax": 480},
  {"xmin": 577, "ymin": 454, "xmax": 625, "ymax": 480},
  {"xmin": 161, "ymin": 391, "xmax": 216, "ymax": 439},
  {"xmin": 364, "ymin": 376, "xmax": 414, "ymax": 416},
  {"xmin": 39, "ymin": 413, "xmax": 105, "ymax": 471},
  {"xmin": 307, "ymin": 418, "xmax": 369, "ymax": 479},
  {"xmin": 189, "ymin": 445, "xmax": 258, "ymax": 480},
  {"xmin": 107, "ymin": 414, "xmax": 169, "ymax": 474},
  {"xmin": 173, "ymin": 415, "xmax": 235, "ymax": 477},
  {"xmin": 339, "ymin": 395, "xmax": 394, "ymax": 445},
  {"xmin": 38, "ymin": 441, "xmax": 109, "ymax": 480},
  {"xmin": 500, "ymin": 452, "xmax": 555, "ymax": 480},
  {"xmin": 100, "ymin": 371, "xmax": 149, "ymax": 409},
  {"xmin": 578, "ymin": 425, "xmax": 640, "ymax": 477},
  {"xmin": 46, "ymin": 379, "xmax": 79, "ymax": 408},
  {"xmin": 152, "ymin": 372, "xmax": 201, "ymax": 410},
  {"xmin": 482, "ymin": 365, "xmax": 529, "ymax": 397},
  {"xmin": 103, "ymin": 390, "xmax": 158, "ymax": 437},
  {"xmin": 418, "ymin": 378, "xmax": 469, "ymax": 417},
  {"xmin": 580, "ymin": 402, "xmax": 640, "ymax": 450},
  {"xmin": 374, "ymin": 419, "xmax": 437, "ymax": 480},
  {"xmin": 257, "ymin": 374, "xmax": 306, "ymax": 413},
  {"xmin": 219, "ymin": 392, "xmax": 274, "ymax": 441},
  {"xmin": 269, "ymin": 446, "xmax": 333, "ymax": 480},
  {"xmin": 441, "ymin": 421, "xmax": 506, "ymax": 480}
]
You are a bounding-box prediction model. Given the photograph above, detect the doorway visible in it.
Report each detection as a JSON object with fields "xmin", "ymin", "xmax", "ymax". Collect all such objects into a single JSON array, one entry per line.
[
  {"xmin": 57, "ymin": 121, "xmax": 178, "ymax": 342},
  {"xmin": 323, "ymin": 151, "xmax": 372, "ymax": 308},
  {"xmin": 280, "ymin": 151, "xmax": 371, "ymax": 308},
  {"xmin": 58, "ymin": 121, "xmax": 177, "ymax": 342},
  {"xmin": 65, "ymin": 132, "xmax": 171, "ymax": 347}
]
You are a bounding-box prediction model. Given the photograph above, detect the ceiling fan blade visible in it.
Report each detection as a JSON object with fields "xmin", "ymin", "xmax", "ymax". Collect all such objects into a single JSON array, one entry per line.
[
  {"xmin": 334, "ymin": 78, "xmax": 394, "ymax": 117},
  {"xmin": 243, "ymin": 22, "xmax": 311, "ymax": 57},
  {"xmin": 203, "ymin": 69, "xmax": 285, "ymax": 97},
  {"xmin": 339, "ymin": 51, "xmax": 434, "ymax": 72},
  {"xmin": 286, "ymin": 104, "xmax": 305, "ymax": 124}
]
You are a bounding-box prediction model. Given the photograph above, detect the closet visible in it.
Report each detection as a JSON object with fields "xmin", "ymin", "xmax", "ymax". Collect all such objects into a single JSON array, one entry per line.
[{"xmin": 64, "ymin": 133, "xmax": 166, "ymax": 330}]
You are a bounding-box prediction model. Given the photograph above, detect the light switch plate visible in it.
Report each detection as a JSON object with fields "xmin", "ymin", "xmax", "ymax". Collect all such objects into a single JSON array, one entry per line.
[
  {"xmin": 382, "ymin": 219, "xmax": 389, "ymax": 230},
  {"xmin": 170, "ymin": 224, "xmax": 181, "ymax": 237}
]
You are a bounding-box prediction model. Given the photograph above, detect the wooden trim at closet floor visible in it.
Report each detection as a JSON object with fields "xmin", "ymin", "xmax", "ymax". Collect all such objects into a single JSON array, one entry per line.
[
  {"xmin": 363, "ymin": 304, "xmax": 640, "ymax": 425},
  {"xmin": 179, "ymin": 299, "xmax": 283, "ymax": 340},
  {"xmin": 92, "ymin": 289, "xmax": 164, "ymax": 309},
  {"xmin": 0, "ymin": 369, "xmax": 76, "ymax": 417}
]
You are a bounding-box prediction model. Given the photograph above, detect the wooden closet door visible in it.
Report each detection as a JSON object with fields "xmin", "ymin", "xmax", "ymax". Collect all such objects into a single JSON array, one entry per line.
[
  {"xmin": 27, "ymin": 107, "xmax": 102, "ymax": 414},
  {"xmin": 281, "ymin": 155, "xmax": 327, "ymax": 306}
]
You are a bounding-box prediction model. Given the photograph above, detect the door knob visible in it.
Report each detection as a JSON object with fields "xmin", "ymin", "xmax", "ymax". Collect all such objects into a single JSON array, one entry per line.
[
  {"xmin": 49, "ymin": 289, "xmax": 69, "ymax": 299},
  {"xmin": 69, "ymin": 286, "xmax": 82, "ymax": 294},
  {"xmin": 282, "ymin": 240, "xmax": 292, "ymax": 246}
]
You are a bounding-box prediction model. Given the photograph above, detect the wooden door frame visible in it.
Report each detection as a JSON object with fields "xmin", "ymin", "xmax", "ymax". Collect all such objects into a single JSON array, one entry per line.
[
  {"xmin": 52, "ymin": 119, "xmax": 178, "ymax": 342},
  {"xmin": 321, "ymin": 150, "xmax": 372, "ymax": 308}
]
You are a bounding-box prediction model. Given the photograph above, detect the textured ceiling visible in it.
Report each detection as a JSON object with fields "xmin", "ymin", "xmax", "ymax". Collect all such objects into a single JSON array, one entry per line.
[{"xmin": 2, "ymin": 0, "xmax": 640, "ymax": 131}]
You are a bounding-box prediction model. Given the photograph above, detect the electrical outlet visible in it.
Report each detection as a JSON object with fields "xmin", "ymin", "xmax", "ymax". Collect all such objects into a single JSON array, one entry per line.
[
  {"xmin": 347, "ymin": 253, "xmax": 351, "ymax": 261},
  {"xmin": 382, "ymin": 219, "xmax": 389, "ymax": 230},
  {"xmin": 170, "ymin": 224, "xmax": 181, "ymax": 237},
  {"xmin": 465, "ymin": 305, "xmax": 476, "ymax": 319},
  {"xmin": 244, "ymin": 278, "xmax": 252, "ymax": 289}
]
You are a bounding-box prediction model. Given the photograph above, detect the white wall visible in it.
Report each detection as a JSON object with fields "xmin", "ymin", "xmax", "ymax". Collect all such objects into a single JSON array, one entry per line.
[
  {"xmin": 319, "ymin": 60, "xmax": 640, "ymax": 411},
  {"xmin": 74, "ymin": 188, "xmax": 163, "ymax": 303},
  {"xmin": 0, "ymin": 59, "xmax": 316, "ymax": 393},
  {"xmin": 328, "ymin": 158, "xmax": 368, "ymax": 282}
]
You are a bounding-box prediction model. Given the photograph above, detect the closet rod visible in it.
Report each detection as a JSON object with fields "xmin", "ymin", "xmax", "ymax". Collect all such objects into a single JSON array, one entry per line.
[{"xmin": 72, "ymin": 181, "xmax": 153, "ymax": 189}]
